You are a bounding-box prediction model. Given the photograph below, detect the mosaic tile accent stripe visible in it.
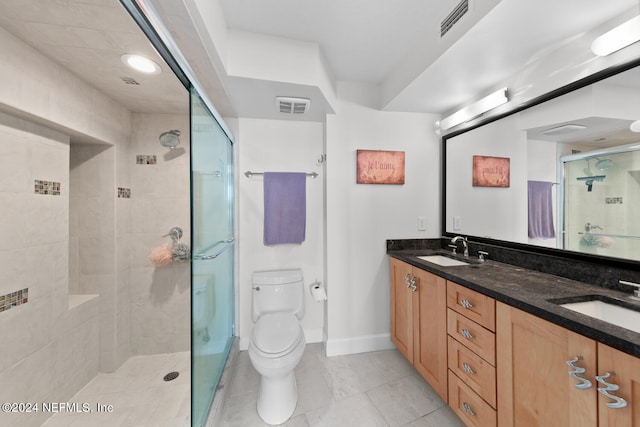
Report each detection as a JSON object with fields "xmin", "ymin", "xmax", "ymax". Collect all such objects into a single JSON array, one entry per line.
[
  {"xmin": 0, "ymin": 288, "xmax": 28, "ymax": 313},
  {"xmin": 34, "ymin": 180, "xmax": 61, "ymax": 195},
  {"xmin": 136, "ymin": 155, "xmax": 157, "ymax": 165},
  {"xmin": 118, "ymin": 187, "xmax": 131, "ymax": 198},
  {"xmin": 606, "ymin": 197, "xmax": 623, "ymax": 204}
]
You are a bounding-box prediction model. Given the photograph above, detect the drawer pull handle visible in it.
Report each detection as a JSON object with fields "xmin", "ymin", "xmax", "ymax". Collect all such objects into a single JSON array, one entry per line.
[
  {"xmin": 462, "ymin": 402, "xmax": 476, "ymax": 417},
  {"xmin": 462, "ymin": 362, "xmax": 476, "ymax": 375},
  {"xmin": 459, "ymin": 299, "xmax": 474, "ymax": 309},
  {"xmin": 596, "ymin": 372, "xmax": 627, "ymax": 409},
  {"xmin": 460, "ymin": 329, "xmax": 474, "ymax": 340},
  {"xmin": 566, "ymin": 356, "xmax": 592, "ymax": 389}
]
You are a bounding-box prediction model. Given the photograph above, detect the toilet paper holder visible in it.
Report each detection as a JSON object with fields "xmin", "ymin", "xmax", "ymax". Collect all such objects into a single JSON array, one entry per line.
[{"xmin": 310, "ymin": 280, "xmax": 327, "ymax": 302}]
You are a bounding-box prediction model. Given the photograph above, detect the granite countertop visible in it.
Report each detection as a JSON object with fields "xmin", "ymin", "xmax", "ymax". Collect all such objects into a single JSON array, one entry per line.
[{"xmin": 388, "ymin": 249, "xmax": 640, "ymax": 358}]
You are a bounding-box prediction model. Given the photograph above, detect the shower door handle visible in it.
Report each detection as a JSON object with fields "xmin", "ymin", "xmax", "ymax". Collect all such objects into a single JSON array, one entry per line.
[{"xmin": 193, "ymin": 237, "xmax": 235, "ymax": 260}]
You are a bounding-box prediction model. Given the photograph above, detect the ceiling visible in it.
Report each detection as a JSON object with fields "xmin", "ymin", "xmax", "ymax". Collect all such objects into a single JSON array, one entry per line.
[{"xmin": 0, "ymin": 0, "xmax": 637, "ymax": 121}]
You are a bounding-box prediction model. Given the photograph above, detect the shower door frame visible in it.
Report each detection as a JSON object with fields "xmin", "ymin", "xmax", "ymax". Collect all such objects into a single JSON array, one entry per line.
[{"xmin": 119, "ymin": 1, "xmax": 238, "ymax": 426}]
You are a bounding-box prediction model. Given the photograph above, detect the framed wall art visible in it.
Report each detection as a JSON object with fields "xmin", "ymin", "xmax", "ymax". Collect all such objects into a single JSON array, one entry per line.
[
  {"xmin": 356, "ymin": 150, "xmax": 405, "ymax": 184},
  {"xmin": 472, "ymin": 155, "xmax": 510, "ymax": 187}
]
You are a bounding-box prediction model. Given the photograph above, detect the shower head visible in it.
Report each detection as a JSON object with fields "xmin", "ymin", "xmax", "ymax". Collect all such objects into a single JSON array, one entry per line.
[
  {"xmin": 595, "ymin": 158, "xmax": 613, "ymax": 172},
  {"xmin": 159, "ymin": 130, "xmax": 181, "ymax": 149}
]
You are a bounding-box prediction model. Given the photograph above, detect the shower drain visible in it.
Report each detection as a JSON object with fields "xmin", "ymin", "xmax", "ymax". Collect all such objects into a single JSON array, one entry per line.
[{"xmin": 163, "ymin": 371, "xmax": 180, "ymax": 382}]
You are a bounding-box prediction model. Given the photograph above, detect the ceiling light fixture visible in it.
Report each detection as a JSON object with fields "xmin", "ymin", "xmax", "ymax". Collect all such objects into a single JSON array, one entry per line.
[
  {"xmin": 591, "ymin": 15, "xmax": 640, "ymax": 56},
  {"xmin": 120, "ymin": 54, "xmax": 161, "ymax": 75},
  {"xmin": 439, "ymin": 88, "xmax": 508, "ymax": 131}
]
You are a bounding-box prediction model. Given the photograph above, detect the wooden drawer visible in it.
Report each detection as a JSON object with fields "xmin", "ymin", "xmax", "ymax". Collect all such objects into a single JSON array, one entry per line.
[
  {"xmin": 449, "ymin": 370, "xmax": 497, "ymax": 427},
  {"xmin": 447, "ymin": 309, "xmax": 496, "ymax": 366},
  {"xmin": 448, "ymin": 336, "xmax": 496, "ymax": 408},
  {"xmin": 447, "ymin": 281, "xmax": 496, "ymax": 331}
]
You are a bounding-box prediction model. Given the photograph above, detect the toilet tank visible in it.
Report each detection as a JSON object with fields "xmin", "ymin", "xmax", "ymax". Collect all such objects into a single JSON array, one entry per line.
[{"xmin": 252, "ymin": 269, "xmax": 304, "ymax": 322}]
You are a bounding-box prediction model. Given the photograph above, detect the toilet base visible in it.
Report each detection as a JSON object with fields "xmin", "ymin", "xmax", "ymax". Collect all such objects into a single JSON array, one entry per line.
[{"xmin": 256, "ymin": 370, "xmax": 298, "ymax": 425}]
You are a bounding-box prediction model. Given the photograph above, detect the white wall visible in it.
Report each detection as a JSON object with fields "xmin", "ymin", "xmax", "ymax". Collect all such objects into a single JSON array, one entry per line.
[
  {"xmin": 325, "ymin": 82, "xmax": 440, "ymax": 356},
  {"xmin": 237, "ymin": 118, "xmax": 325, "ymax": 349}
]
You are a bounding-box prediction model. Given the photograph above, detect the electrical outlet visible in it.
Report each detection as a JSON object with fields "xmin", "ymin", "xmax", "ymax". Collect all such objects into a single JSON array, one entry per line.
[
  {"xmin": 417, "ymin": 216, "xmax": 426, "ymax": 231},
  {"xmin": 453, "ymin": 216, "xmax": 461, "ymax": 231}
]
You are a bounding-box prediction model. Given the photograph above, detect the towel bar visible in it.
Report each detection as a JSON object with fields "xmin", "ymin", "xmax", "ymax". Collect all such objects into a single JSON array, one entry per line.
[{"xmin": 244, "ymin": 171, "xmax": 318, "ymax": 178}]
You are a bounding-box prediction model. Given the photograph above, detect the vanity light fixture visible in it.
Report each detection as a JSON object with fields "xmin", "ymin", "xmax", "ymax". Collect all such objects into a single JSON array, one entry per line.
[
  {"xmin": 591, "ymin": 15, "xmax": 640, "ymax": 56},
  {"xmin": 120, "ymin": 53, "xmax": 161, "ymax": 75},
  {"xmin": 439, "ymin": 87, "xmax": 508, "ymax": 131}
]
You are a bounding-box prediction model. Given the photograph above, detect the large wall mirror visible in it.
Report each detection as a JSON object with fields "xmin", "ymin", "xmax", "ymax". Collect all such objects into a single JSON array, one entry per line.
[{"xmin": 443, "ymin": 59, "xmax": 640, "ymax": 264}]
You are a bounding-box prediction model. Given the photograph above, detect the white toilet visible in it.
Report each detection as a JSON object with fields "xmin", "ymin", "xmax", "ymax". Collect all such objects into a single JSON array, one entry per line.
[{"xmin": 248, "ymin": 269, "xmax": 306, "ymax": 425}]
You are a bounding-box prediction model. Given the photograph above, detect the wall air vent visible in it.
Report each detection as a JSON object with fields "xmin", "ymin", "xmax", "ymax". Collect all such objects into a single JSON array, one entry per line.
[
  {"xmin": 275, "ymin": 97, "xmax": 310, "ymax": 115},
  {"xmin": 441, "ymin": 0, "xmax": 469, "ymax": 37}
]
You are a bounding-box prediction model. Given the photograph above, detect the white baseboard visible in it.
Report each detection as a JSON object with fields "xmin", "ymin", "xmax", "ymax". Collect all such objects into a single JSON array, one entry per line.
[{"xmin": 325, "ymin": 333, "xmax": 395, "ymax": 357}]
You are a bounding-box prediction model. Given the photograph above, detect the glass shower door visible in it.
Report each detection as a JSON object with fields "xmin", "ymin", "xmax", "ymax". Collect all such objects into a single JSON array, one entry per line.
[{"xmin": 190, "ymin": 89, "xmax": 234, "ymax": 427}]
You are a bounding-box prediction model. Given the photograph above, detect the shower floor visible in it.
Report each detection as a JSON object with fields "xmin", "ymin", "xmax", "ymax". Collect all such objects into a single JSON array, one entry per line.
[{"xmin": 40, "ymin": 352, "xmax": 190, "ymax": 427}]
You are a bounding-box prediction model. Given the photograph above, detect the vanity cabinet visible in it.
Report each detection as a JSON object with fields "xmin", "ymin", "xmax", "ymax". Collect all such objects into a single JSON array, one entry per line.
[
  {"xmin": 596, "ymin": 343, "xmax": 640, "ymax": 427},
  {"xmin": 389, "ymin": 258, "xmax": 448, "ymax": 401},
  {"xmin": 447, "ymin": 282, "xmax": 497, "ymax": 427},
  {"xmin": 497, "ymin": 302, "xmax": 640, "ymax": 427}
]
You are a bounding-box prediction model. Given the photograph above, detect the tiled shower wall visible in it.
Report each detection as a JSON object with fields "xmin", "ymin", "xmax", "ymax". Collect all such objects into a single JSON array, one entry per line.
[
  {"xmin": 0, "ymin": 113, "xmax": 100, "ymax": 427},
  {"xmin": 69, "ymin": 143, "xmax": 133, "ymax": 372},
  {"xmin": 130, "ymin": 113, "xmax": 191, "ymax": 355},
  {"xmin": 0, "ymin": 24, "xmax": 131, "ymax": 427}
]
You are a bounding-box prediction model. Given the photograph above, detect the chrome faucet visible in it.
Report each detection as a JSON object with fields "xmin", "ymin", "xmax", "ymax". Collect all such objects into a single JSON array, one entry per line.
[
  {"xmin": 620, "ymin": 280, "xmax": 640, "ymax": 301},
  {"xmin": 451, "ymin": 236, "xmax": 468, "ymax": 258}
]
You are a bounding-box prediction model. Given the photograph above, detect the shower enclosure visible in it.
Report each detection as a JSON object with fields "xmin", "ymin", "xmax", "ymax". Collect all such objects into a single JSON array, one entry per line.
[
  {"xmin": 190, "ymin": 89, "xmax": 235, "ymax": 427},
  {"xmin": 562, "ymin": 144, "xmax": 640, "ymax": 260},
  {"xmin": 119, "ymin": 2, "xmax": 236, "ymax": 425}
]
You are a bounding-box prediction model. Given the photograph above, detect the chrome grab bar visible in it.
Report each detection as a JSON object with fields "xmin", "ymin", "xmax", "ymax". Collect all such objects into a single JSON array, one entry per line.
[{"xmin": 193, "ymin": 237, "xmax": 235, "ymax": 260}]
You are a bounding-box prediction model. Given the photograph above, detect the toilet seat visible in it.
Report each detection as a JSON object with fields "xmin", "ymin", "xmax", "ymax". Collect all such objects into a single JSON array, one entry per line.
[{"xmin": 250, "ymin": 313, "xmax": 303, "ymax": 357}]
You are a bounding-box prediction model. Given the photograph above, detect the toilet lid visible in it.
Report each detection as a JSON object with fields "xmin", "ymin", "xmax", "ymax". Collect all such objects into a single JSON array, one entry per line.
[{"xmin": 251, "ymin": 313, "xmax": 302, "ymax": 355}]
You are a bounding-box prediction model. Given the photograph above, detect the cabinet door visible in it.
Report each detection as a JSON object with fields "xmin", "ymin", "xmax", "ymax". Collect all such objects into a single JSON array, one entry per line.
[
  {"xmin": 390, "ymin": 258, "xmax": 413, "ymax": 363},
  {"xmin": 496, "ymin": 303, "xmax": 597, "ymax": 427},
  {"xmin": 413, "ymin": 267, "xmax": 448, "ymax": 401},
  {"xmin": 597, "ymin": 343, "xmax": 640, "ymax": 427}
]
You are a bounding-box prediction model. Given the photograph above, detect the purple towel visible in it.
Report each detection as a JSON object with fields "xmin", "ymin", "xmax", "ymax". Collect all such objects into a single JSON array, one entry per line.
[
  {"xmin": 264, "ymin": 172, "xmax": 306, "ymax": 245},
  {"xmin": 528, "ymin": 181, "xmax": 555, "ymax": 239}
]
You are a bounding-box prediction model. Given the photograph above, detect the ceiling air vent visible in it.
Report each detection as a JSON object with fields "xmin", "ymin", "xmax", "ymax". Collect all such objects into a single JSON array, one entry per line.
[
  {"xmin": 120, "ymin": 76, "xmax": 140, "ymax": 85},
  {"xmin": 441, "ymin": 0, "xmax": 469, "ymax": 37},
  {"xmin": 275, "ymin": 97, "xmax": 310, "ymax": 115}
]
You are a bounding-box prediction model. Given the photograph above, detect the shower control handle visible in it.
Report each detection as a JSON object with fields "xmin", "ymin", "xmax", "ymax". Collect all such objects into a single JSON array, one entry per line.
[{"xmin": 252, "ymin": 286, "xmax": 260, "ymax": 291}]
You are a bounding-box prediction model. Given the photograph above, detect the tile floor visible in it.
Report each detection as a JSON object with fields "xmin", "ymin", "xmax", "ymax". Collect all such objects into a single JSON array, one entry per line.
[
  {"xmin": 219, "ymin": 344, "xmax": 466, "ymax": 427},
  {"xmin": 41, "ymin": 352, "xmax": 190, "ymax": 427},
  {"xmin": 39, "ymin": 344, "xmax": 467, "ymax": 427}
]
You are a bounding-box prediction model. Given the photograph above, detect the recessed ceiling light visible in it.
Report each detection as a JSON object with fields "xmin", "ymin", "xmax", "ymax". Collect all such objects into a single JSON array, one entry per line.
[
  {"xmin": 631, "ymin": 120, "xmax": 640, "ymax": 133},
  {"xmin": 120, "ymin": 54, "xmax": 161, "ymax": 75}
]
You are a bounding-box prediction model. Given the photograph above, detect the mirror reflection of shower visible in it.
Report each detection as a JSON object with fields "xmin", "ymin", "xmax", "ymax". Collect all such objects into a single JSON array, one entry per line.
[{"xmin": 561, "ymin": 143, "xmax": 640, "ymax": 260}]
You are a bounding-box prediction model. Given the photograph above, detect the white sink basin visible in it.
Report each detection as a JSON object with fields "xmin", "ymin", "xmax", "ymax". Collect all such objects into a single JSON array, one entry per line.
[
  {"xmin": 560, "ymin": 300, "xmax": 640, "ymax": 333},
  {"xmin": 417, "ymin": 255, "xmax": 469, "ymax": 267}
]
